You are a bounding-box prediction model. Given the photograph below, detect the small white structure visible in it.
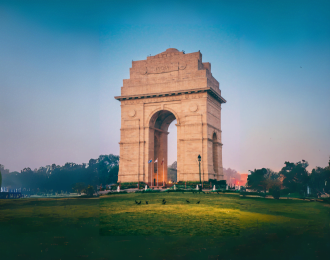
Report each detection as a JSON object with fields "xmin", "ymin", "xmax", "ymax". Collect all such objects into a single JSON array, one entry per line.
[
  {"xmin": 226, "ymin": 185, "xmax": 228, "ymax": 190},
  {"xmin": 196, "ymin": 185, "xmax": 199, "ymax": 190},
  {"xmin": 117, "ymin": 186, "xmax": 120, "ymax": 192},
  {"xmin": 174, "ymin": 185, "xmax": 176, "ymax": 190},
  {"xmin": 213, "ymin": 185, "xmax": 216, "ymax": 191},
  {"xmin": 145, "ymin": 185, "xmax": 148, "ymax": 191},
  {"xmin": 307, "ymin": 186, "xmax": 310, "ymax": 195}
]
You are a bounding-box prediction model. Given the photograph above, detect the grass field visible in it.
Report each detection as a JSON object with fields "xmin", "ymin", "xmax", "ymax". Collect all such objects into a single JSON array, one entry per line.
[
  {"xmin": 1, "ymin": 193, "xmax": 330, "ymax": 259},
  {"xmin": 100, "ymin": 193, "xmax": 240, "ymax": 236}
]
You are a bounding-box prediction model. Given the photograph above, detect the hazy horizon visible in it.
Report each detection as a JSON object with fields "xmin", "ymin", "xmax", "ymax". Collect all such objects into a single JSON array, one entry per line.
[{"xmin": 1, "ymin": 0, "xmax": 329, "ymax": 173}]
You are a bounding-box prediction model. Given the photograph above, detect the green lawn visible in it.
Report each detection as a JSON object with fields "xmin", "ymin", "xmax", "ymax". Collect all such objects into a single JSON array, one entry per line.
[
  {"xmin": 1, "ymin": 193, "xmax": 330, "ymax": 259},
  {"xmin": 100, "ymin": 192, "xmax": 240, "ymax": 236}
]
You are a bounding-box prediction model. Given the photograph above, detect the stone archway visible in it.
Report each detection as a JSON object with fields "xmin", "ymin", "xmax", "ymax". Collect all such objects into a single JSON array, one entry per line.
[{"xmin": 115, "ymin": 48, "xmax": 226, "ymax": 185}]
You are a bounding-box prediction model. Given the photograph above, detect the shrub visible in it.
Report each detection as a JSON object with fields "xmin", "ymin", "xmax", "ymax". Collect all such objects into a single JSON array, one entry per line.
[
  {"xmin": 134, "ymin": 188, "xmax": 160, "ymax": 193},
  {"xmin": 143, "ymin": 189, "xmax": 161, "ymax": 193},
  {"xmin": 177, "ymin": 181, "xmax": 200, "ymax": 185}
]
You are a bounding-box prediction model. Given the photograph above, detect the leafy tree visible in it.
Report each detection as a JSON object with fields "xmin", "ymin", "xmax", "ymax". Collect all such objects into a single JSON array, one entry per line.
[
  {"xmin": 309, "ymin": 159, "xmax": 330, "ymax": 196},
  {"xmin": 325, "ymin": 160, "xmax": 330, "ymax": 194},
  {"xmin": 108, "ymin": 164, "xmax": 119, "ymax": 184},
  {"xmin": 269, "ymin": 185, "xmax": 281, "ymax": 199},
  {"xmin": 264, "ymin": 169, "xmax": 282, "ymax": 194},
  {"xmin": 310, "ymin": 167, "xmax": 326, "ymax": 196},
  {"xmin": 72, "ymin": 182, "xmax": 86, "ymax": 194},
  {"xmin": 247, "ymin": 168, "xmax": 268, "ymax": 193},
  {"xmin": 268, "ymin": 177, "xmax": 282, "ymax": 199},
  {"xmin": 1, "ymin": 154, "xmax": 119, "ymax": 193},
  {"xmin": 247, "ymin": 168, "xmax": 280, "ymax": 194},
  {"xmin": 0, "ymin": 164, "xmax": 10, "ymax": 174},
  {"xmin": 280, "ymin": 161, "xmax": 309, "ymax": 196}
]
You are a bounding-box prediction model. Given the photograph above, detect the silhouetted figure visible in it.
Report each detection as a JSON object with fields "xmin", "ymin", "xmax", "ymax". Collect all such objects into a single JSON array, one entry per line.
[
  {"xmin": 186, "ymin": 200, "xmax": 190, "ymax": 203},
  {"xmin": 162, "ymin": 199, "xmax": 166, "ymax": 202},
  {"xmin": 196, "ymin": 201, "xmax": 200, "ymax": 204},
  {"xmin": 135, "ymin": 200, "xmax": 139, "ymax": 204},
  {"xmin": 137, "ymin": 201, "xmax": 141, "ymax": 205},
  {"xmin": 162, "ymin": 200, "xmax": 166, "ymax": 205},
  {"xmin": 146, "ymin": 201, "xmax": 148, "ymax": 205}
]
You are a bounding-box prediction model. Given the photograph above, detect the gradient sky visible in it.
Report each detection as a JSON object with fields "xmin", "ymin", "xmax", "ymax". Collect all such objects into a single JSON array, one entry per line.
[{"xmin": 1, "ymin": 0, "xmax": 329, "ymax": 173}]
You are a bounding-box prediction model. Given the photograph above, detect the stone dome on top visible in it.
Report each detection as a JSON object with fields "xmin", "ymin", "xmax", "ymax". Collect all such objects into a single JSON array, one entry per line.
[
  {"xmin": 152, "ymin": 48, "xmax": 182, "ymax": 58},
  {"xmin": 164, "ymin": 48, "xmax": 179, "ymax": 53},
  {"xmin": 157, "ymin": 48, "xmax": 180, "ymax": 55}
]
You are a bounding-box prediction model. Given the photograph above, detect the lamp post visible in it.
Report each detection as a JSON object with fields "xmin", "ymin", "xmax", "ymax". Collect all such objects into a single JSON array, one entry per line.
[{"xmin": 198, "ymin": 155, "xmax": 201, "ymax": 185}]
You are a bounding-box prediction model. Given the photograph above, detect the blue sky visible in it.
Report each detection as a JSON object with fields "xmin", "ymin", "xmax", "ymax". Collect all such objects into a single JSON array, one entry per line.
[{"xmin": 1, "ymin": 0, "xmax": 329, "ymax": 173}]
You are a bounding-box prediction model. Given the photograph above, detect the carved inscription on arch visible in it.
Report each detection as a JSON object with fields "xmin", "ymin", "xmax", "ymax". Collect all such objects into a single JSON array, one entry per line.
[{"xmin": 140, "ymin": 63, "xmax": 187, "ymax": 75}]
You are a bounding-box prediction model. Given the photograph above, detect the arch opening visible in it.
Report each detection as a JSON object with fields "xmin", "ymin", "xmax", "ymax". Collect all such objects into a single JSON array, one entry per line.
[{"xmin": 148, "ymin": 110, "xmax": 177, "ymax": 187}]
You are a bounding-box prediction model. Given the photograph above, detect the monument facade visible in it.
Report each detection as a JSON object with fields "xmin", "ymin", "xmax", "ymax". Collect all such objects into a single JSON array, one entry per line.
[{"xmin": 115, "ymin": 48, "xmax": 226, "ymax": 186}]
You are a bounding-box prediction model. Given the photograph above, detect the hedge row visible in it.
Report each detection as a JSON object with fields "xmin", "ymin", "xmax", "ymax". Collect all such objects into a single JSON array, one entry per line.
[
  {"xmin": 106, "ymin": 191, "xmax": 128, "ymax": 195},
  {"xmin": 108, "ymin": 182, "xmax": 149, "ymax": 190},
  {"xmin": 175, "ymin": 181, "xmax": 227, "ymax": 189},
  {"xmin": 135, "ymin": 189, "xmax": 161, "ymax": 193}
]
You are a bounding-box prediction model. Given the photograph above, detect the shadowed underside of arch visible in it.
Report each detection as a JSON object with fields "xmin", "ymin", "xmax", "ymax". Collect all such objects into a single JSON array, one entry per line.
[{"xmin": 150, "ymin": 110, "xmax": 176, "ymax": 131}]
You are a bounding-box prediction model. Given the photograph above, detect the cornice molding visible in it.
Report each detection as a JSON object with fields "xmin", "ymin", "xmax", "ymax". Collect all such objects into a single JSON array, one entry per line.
[{"xmin": 115, "ymin": 87, "xmax": 226, "ymax": 104}]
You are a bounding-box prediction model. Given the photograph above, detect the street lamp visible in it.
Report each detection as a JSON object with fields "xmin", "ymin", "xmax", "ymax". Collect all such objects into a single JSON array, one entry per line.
[{"xmin": 198, "ymin": 154, "xmax": 201, "ymax": 185}]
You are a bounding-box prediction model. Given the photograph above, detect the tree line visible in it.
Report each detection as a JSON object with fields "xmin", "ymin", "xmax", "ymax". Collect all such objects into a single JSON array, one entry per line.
[
  {"xmin": 1, "ymin": 154, "xmax": 119, "ymax": 194},
  {"xmin": 247, "ymin": 159, "xmax": 330, "ymax": 198}
]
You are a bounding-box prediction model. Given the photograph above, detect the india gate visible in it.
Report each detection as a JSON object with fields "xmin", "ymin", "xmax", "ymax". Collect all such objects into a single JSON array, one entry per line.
[{"xmin": 115, "ymin": 48, "xmax": 226, "ymax": 186}]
